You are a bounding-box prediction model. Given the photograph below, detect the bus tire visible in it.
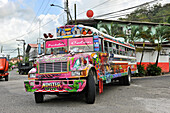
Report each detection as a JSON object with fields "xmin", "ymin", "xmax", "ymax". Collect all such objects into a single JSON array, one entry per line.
[
  {"xmin": 85, "ymin": 70, "xmax": 96, "ymax": 104},
  {"xmin": 119, "ymin": 77, "xmax": 124, "ymax": 85},
  {"xmin": 34, "ymin": 92, "xmax": 44, "ymax": 103},
  {"xmin": 124, "ymin": 71, "xmax": 131, "ymax": 86},
  {"xmin": 5, "ymin": 75, "xmax": 8, "ymax": 81}
]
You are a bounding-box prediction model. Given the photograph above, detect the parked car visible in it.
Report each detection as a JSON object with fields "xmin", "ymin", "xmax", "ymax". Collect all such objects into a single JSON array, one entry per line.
[{"xmin": 0, "ymin": 57, "xmax": 9, "ymax": 81}]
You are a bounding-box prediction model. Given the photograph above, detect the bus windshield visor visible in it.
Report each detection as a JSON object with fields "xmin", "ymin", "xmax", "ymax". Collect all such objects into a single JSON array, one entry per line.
[
  {"xmin": 46, "ymin": 39, "xmax": 68, "ymax": 54},
  {"xmin": 69, "ymin": 37, "xmax": 93, "ymax": 52}
]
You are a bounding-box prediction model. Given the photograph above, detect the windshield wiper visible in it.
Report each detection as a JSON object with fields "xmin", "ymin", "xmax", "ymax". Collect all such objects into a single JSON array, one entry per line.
[
  {"xmin": 56, "ymin": 39, "xmax": 66, "ymax": 46},
  {"xmin": 81, "ymin": 35, "xmax": 90, "ymax": 49}
]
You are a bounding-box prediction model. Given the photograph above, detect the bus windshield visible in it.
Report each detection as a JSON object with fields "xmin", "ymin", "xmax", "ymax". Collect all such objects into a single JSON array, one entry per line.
[
  {"xmin": 46, "ymin": 39, "xmax": 68, "ymax": 54},
  {"xmin": 69, "ymin": 37, "xmax": 93, "ymax": 52},
  {"xmin": 45, "ymin": 37, "xmax": 94, "ymax": 54}
]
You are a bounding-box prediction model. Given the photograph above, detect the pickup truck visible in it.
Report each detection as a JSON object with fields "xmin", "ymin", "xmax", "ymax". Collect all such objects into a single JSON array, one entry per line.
[
  {"xmin": 0, "ymin": 57, "xmax": 9, "ymax": 81},
  {"xmin": 18, "ymin": 62, "xmax": 32, "ymax": 75}
]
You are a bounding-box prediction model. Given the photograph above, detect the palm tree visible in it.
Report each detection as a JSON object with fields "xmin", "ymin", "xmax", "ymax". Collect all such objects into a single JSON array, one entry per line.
[
  {"xmin": 138, "ymin": 27, "xmax": 152, "ymax": 66},
  {"xmin": 100, "ymin": 23, "xmax": 111, "ymax": 35},
  {"xmin": 99, "ymin": 23, "xmax": 127, "ymax": 41},
  {"xmin": 154, "ymin": 25, "xmax": 170, "ymax": 66},
  {"xmin": 128, "ymin": 26, "xmax": 140, "ymax": 45}
]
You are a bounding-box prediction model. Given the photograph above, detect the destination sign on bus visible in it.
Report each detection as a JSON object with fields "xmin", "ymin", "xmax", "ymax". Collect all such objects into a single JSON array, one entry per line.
[
  {"xmin": 46, "ymin": 39, "xmax": 67, "ymax": 48},
  {"xmin": 69, "ymin": 37, "xmax": 93, "ymax": 46}
]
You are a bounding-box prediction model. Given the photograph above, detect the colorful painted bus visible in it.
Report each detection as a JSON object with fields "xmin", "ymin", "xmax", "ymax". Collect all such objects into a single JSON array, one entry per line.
[{"xmin": 24, "ymin": 25, "xmax": 137, "ymax": 104}]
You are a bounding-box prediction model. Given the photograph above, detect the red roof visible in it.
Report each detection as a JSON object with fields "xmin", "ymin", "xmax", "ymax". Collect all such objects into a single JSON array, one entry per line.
[{"xmin": 28, "ymin": 44, "xmax": 43, "ymax": 48}]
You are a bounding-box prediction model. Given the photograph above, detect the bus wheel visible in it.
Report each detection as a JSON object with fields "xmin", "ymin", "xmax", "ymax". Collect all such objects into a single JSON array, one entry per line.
[
  {"xmin": 85, "ymin": 70, "xmax": 96, "ymax": 104},
  {"xmin": 5, "ymin": 75, "xmax": 8, "ymax": 81},
  {"xmin": 124, "ymin": 71, "xmax": 131, "ymax": 86},
  {"xmin": 119, "ymin": 77, "xmax": 124, "ymax": 85},
  {"xmin": 34, "ymin": 92, "xmax": 44, "ymax": 103}
]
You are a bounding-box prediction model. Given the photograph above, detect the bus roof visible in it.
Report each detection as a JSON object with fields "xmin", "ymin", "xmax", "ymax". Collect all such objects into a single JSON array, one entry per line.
[{"xmin": 44, "ymin": 25, "xmax": 135, "ymax": 49}]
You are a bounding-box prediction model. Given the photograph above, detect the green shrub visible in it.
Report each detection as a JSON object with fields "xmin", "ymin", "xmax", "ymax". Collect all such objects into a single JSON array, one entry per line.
[
  {"xmin": 8, "ymin": 62, "xmax": 13, "ymax": 69},
  {"xmin": 146, "ymin": 64, "xmax": 162, "ymax": 76},
  {"xmin": 133, "ymin": 64, "xmax": 146, "ymax": 77}
]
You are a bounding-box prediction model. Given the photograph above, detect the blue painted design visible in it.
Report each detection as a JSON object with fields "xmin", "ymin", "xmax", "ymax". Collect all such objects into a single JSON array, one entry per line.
[
  {"xmin": 93, "ymin": 40, "xmax": 99, "ymax": 42},
  {"xmin": 94, "ymin": 48, "xmax": 99, "ymax": 51},
  {"xmin": 94, "ymin": 44, "xmax": 99, "ymax": 47}
]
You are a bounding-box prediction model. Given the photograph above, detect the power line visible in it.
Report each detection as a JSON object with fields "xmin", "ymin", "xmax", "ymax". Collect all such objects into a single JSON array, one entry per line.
[
  {"xmin": 28, "ymin": 0, "xmax": 53, "ymax": 33},
  {"xmin": 0, "ymin": 12, "xmax": 65, "ymax": 44},
  {"xmin": 77, "ymin": 0, "xmax": 112, "ymax": 16},
  {"xmin": 94, "ymin": 0, "xmax": 158, "ymax": 18},
  {"xmin": 77, "ymin": 0, "xmax": 133, "ymax": 17},
  {"xmin": 104, "ymin": 13, "xmax": 170, "ymax": 21},
  {"xmin": 3, "ymin": 49, "xmax": 18, "ymax": 51},
  {"xmin": 26, "ymin": 0, "xmax": 45, "ymax": 33},
  {"xmin": 3, "ymin": 49, "xmax": 17, "ymax": 54}
]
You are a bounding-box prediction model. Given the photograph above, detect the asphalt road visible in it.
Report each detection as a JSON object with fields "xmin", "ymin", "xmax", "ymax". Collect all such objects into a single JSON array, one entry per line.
[{"xmin": 0, "ymin": 69, "xmax": 170, "ymax": 113}]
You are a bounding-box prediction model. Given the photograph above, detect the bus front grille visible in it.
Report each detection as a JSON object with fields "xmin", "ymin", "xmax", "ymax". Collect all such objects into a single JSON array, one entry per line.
[{"xmin": 39, "ymin": 62, "xmax": 67, "ymax": 73}]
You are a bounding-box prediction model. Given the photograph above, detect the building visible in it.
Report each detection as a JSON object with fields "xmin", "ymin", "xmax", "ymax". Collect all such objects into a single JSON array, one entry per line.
[
  {"xmin": 26, "ymin": 44, "xmax": 43, "ymax": 62},
  {"xmin": 9, "ymin": 56, "xmax": 23, "ymax": 64},
  {"xmin": 134, "ymin": 42, "xmax": 170, "ymax": 73},
  {"xmin": 68, "ymin": 19, "xmax": 170, "ymax": 72}
]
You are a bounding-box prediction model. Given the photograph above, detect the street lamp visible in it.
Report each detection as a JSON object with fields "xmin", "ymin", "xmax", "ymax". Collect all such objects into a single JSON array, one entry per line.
[
  {"xmin": 16, "ymin": 39, "xmax": 26, "ymax": 63},
  {"xmin": 50, "ymin": 2, "xmax": 73, "ymax": 25},
  {"xmin": 50, "ymin": 4, "xmax": 66, "ymax": 10}
]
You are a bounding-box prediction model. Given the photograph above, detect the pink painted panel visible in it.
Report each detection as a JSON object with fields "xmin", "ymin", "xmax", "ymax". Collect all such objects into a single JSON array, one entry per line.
[
  {"xmin": 46, "ymin": 39, "xmax": 67, "ymax": 48},
  {"xmin": 69, "ymin": 37, "xmax": 93, "ymax": 46}
]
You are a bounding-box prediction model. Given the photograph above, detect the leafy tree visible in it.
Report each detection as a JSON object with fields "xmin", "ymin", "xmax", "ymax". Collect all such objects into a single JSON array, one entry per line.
[{"xmin": 119, "ymin": 3, "xmax": 170, "ymax": 24}]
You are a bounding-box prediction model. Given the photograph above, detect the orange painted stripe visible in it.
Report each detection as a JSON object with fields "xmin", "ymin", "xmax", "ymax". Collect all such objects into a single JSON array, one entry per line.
[{"xmin": 104, "ymin": 37, "xmax": 135, "ymax": 49}]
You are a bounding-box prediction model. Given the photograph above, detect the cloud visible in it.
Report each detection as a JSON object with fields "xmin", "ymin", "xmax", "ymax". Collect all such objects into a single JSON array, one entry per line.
[
  {"xmin": 0, "ymin": 0, "xmax": 8, "ymax": 7},
  {"xmin": 0, "ymin": 0, "xmax": 61, "ymax": 57},
  {"xmin": 0, "ymin": 0, "xmax": 169, "ymax": 58}
]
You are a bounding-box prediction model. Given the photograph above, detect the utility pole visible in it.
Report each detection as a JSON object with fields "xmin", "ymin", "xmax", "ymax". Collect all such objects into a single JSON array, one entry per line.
[
  {"xmin": 0, "ymin": 46, "xmax": 2, "ymax": 53},
  {"xmin": 23, "ymin": 41, "xmax": 26, "ymax": 63},
  {"xmin": 66, "ymin": 0, "xmax": 69, "ymax": 25},
  {"xmin": 74, "ymin": 3, "xmax": 76, "ymax": 25},
  {"xmin": 17, "ymin": 47, "xmax": 20, "ymax": 61},
  {"xmin": 38, "ymin": 20, "xmax": 41, "ymax": 55}
]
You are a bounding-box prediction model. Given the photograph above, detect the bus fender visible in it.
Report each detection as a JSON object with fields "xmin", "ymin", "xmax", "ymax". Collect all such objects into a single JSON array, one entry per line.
[
  {"xmin": 127, "ymin": 66, "xmax": 131, "ymax": 75},
  {"xmin": 87, "ymin": 67, "xmax": 98, "ymax": 85}
]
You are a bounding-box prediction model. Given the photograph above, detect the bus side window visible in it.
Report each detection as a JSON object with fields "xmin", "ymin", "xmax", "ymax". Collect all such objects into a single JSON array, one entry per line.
[
  {"xmin": 133, "ymin": 50, "xmax": 136, "ymax": 57},
  {"xmin": 104, "ymin": 41, "xmax": 108, "ymax": 53},
  {"xmin": 112, "ymin": 43, "xmax": 116, "ymax": 54},
  {"xmin": 125, "ymin": 47, "xmax": 127, "ymax": 56},
  {"xmin": 122, "ymin": 46, "xmax": 125, "ymax": 55},
  {"xmin": 128, "ymin": 49, "xmax": 134, "ymax": 56},
  {"xmin": 109, "ymin": 42, "xmax": 112, "ymax": 54},
  {"xmin": 120, "ymin": 46, "xmax": 122, "ymax": 55},
  {"xmin": 116, "ymin": 44, "xmax": 119, "ymax": 54},
  {"xmin": 99, "ymin": 38, "xmax": 103, "ymax": 52}
]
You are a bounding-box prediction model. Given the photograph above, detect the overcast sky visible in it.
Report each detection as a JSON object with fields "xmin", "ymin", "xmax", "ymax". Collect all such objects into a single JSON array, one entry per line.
[{"xmin": 0, "ymin": 0, "xmax": 169, "ymax": 58}]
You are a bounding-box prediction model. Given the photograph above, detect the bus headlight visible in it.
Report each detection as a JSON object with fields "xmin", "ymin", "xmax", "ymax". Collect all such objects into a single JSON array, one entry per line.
[
  {"xmin": 29, "ymin": 73, "xmax": 36, "ymax": 79},
  {"xmin": 71, "ymin": 71, "xmax": 81, "ymax": 76},
  {"xmin": 71, "ymin": 70, "xmax": 86, "ymax": 76}
]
